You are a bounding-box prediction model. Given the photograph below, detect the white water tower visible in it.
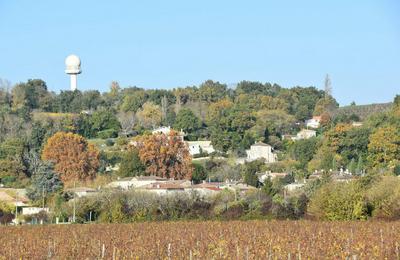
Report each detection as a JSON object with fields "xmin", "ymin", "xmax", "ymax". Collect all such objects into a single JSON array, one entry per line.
[{"xmin": 65, "ymin": 54, "xmax": 81, "ymax": 91}]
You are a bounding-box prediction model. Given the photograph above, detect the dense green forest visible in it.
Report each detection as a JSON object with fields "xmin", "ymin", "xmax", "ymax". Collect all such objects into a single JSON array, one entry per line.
[{"xmin": 0, "ymin": 78, "xmax": 399, "ymax": 222}]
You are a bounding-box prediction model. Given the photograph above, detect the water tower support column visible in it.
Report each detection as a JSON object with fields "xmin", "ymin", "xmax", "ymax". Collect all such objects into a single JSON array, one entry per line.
[{"xmin": 70, "ymin": 74, "xmax": 77, "ymax": 91}]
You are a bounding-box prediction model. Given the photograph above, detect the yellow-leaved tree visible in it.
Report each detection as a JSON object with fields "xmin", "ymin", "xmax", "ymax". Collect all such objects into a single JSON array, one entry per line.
[
  {"xmin": 42, "ymin": 132, "xmax": 100, "ymax": 182},
  {"xmin": 368, "ymin": 126, "xmax": 400, "ymax": 169}
]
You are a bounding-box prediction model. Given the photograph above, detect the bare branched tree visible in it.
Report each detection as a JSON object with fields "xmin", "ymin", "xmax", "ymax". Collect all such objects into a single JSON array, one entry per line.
[{"xmin": 117, "ymin": 111, "xmax": 137, "ymax": 132}]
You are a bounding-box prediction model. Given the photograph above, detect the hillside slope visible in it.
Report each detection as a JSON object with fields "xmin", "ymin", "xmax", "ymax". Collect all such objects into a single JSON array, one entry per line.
[{"xmin": 334, "ymin": 102, "xmax": 392, "ymax": 120}]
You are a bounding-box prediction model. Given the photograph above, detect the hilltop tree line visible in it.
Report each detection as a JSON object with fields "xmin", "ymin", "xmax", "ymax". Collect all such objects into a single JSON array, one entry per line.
[{"xmin": 0, "ymin": 79, "xmax": 336, "ymax": 145}]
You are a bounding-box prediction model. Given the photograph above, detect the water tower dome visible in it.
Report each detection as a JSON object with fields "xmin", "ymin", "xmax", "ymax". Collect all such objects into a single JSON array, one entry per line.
[{"xmin": 65, "ymin": 54, "xmax": 81, "ymax": 74}]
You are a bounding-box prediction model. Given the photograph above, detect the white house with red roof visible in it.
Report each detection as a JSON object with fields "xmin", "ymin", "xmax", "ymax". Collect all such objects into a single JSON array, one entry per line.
[{"xmin": 305, "ymin": 116, "xmax": 321, "ymax": 128}]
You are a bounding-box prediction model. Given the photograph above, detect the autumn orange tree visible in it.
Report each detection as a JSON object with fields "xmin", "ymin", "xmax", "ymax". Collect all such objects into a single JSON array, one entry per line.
[
  {"xmin": 134, "ymin": 131, "xmax": 192, "ymax": 179},
  {"xmin": 42, "ymin": 132, "xmax": 100, "ymax": 182}
]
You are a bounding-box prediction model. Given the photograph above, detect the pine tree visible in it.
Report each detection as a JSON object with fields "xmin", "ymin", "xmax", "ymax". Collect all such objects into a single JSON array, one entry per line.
[
  {"xmin": 348, "ymin": 158, "xmax": 356, "ymax": 174},
  {"xmin": 356, "ymin": 156, "xmax": 364, "ymax": 175},
  {"xmin": 262, "ymin": 177, "xmax": 276, "ymax": 197},
  {"xmin": 161, "ymin": 95, "xmax": 168, "ymax": 123},
  {"xmin": 26, "ymin": 161, "xmax": 63, "ymax": 201},
  {"xmin": 331, "ymin": 157, "xmax": 337, "ymax": 171},
  {"xmin": 174, "ymin": 93, "xmax": 182, "ymax": 115},
  {"xmin": 117, "ymin": 148, "xmax": 145, "ymax": 177}
]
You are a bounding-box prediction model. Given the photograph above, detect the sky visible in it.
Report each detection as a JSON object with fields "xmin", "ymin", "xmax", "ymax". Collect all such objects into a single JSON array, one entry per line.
[{"xmin": 0, "ymin": 1, "xmax": 399, "ymax": 106}]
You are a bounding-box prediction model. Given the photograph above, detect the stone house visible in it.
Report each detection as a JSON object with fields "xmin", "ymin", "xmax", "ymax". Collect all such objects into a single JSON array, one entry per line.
[
  {"xmin": 292, "ymin": 129, "xmax": 316, "ymax": 141},
  {"xmin": 245, "ymin": 142, "xmax": 276, "ymax": 163}
]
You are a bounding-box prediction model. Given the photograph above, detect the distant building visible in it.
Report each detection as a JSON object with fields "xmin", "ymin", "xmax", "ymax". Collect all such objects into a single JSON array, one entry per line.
[
  {"xmin": 292, "ymin": 129, "xmax": 317, "ymax": 141},
  {"xmin": 152, "ymin": 126, "xmax": 173, "ymax": 135},
  {"xmin": 332, "ymin": 169, "xmax": 357, "ymax": 183},
  {"xmin": 152, "ymin": 126, "xmax": 185, "ymax": 141},
  {"xmin": 246, "ymin": 142, "xmax": 276, "ymax": 163},
  {"xmin": 352, "ymin": 122, "xmax": 363, "ymax": 127},
  {"xmin": 143, "ymin": 181, "xmax": 190, "ymax": 195},
  {"xmin": 305, "ymin": 116, "xmax": 321, "ymax": 129},
  {"xmin": 107, "ymin": 176, "xmax": 168, "ymax": 190},
  {"xmin": 0, "ymin": 188, "xmax": 29, "ymax": 206},
  {"xmin": 188, "ymin": 182, "xmax": 223, "ymax": 196},
  {"xmin": 284, "ymin": 183, "xmax": 305, "ymax": 192},
  {"xmin": 186, "ymin": 141, "xmax": 215, "ymax": 156},
  {"xmin": 189, "ymin": 181, "xmax": 257, "ymax": 196},
  {"xmin": 22, "ymin": 207, "xmax": 49, "ymax": 216},
  {"xmin": 258, "ymin": 171, "xmax": 288, "ymax": 182}
]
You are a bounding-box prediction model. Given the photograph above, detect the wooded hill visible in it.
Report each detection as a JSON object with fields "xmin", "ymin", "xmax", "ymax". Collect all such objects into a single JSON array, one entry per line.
[{"xmin": 334, "ymin": 102, "xmax": 393, "ymax": 120}]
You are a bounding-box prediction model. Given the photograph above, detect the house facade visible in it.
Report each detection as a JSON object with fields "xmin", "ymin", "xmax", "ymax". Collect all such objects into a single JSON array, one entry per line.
[
  {"xmin": 245, "ymin": 142, "xmax": 276, "ymax": 163},
  {"xmin": 258, "ymin": 171, "xmax": 288, "ymax": 182},
  {"xmin": 22, "ymin": 207, "xmax": 49, "ymax": 216},
  {"xmin": 186, "ymin": 141, "xmax": 215, "ymax": 156},
  {"xmin": 305, "ymin": 116, "xmax": 321, "ymax": 128},
  {"xmin": 284, "ymin": 183, "xmax": 305, "ymax": 192},
  {"xmin": 107, "ymin": 176, "xmax": 168, "ymax": 190},
  {"xmin": 0, "ymin": 188, "xmax": 29, "ymax": 207},
  {"xmin": 152, "ymin": 126, "xmax": 185, "ymax": 141},
  {"xmin": 292, "ymin": 129, "xmax": 316, "ymax": 141}
]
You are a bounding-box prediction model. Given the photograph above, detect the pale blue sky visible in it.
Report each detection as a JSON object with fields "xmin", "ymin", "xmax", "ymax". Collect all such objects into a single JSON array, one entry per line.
[{"xmin": 0, "ymin": 1, "xmax": 399, "ymax": 105}]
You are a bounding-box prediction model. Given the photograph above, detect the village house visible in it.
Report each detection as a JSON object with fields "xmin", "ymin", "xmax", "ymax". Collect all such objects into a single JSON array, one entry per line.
[
  {"xmin": 152, "ymin": 126, "xmax": 185, "ymax": 141},
  {"xmin": 186, "ymin": 141, "xmax": 215, "ymax": 156},
  {"xmin": 106, "ymin": 177, "xmax": 227, "ymax": 197},
  {"xmin": 284, "ymin": 183, "xmax": 305, "ymax": 192},
  {"xmin": 107, "ymin": 176, "xmax": 168, "ymax": 190},
  {"xmin": 308, "ymin": 169, "xmax": 357, "ymax": 183},
  {"xmin": 0, "ymin": 188, "xmax": 29, "ymax": 207},
  {"xmin": 292, "ymin": 129, "xmax": 316, "ymax": 141},
  {"xmin": 305, "ymin": 116, "xmax": 321, "ymax": 129},
  {"xmin": 245, "ymin": 142, "xmax": 277, "ymax": 163},
  {"xmin": 258, "ymin": 171, "xmax": 288, "ymax": 182},
  {"xmin": 144, "ymin": 183, "xmax": 186, "ymax": 195},
  {"xmin": 22, "ymin": 207, "xmax": 50, "ymax": 216},
  {"xmin": 105, "ymin": 177, "xmax": 260, "ymax": 198},
  {"xmin": 187, "ymin": 181, "xmax": 224, "ymax": 196},
  {"xmin": 331, "ymin": 169, "xmax": 357, "ymax": 183}
]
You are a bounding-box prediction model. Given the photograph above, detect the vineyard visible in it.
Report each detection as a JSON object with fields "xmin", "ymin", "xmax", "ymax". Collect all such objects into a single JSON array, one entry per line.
[{"xmin": 1, "ymin": 221, "xmax": 400, "ymax": 259}]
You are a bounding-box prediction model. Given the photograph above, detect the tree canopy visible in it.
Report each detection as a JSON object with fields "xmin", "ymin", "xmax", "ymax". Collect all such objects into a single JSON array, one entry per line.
[
  {"xmin": 134, "ymin": 131, "xmax": 193, "ymax": 179},
  {"xmin": 42, "ymin": 132, "xmax": 100, "ymax": 183}
]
